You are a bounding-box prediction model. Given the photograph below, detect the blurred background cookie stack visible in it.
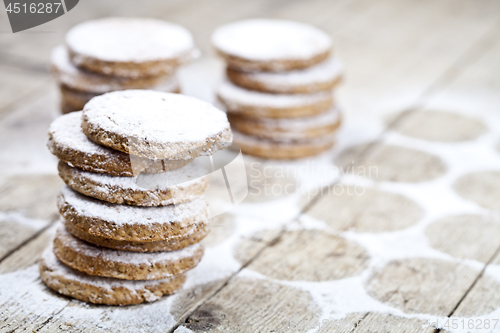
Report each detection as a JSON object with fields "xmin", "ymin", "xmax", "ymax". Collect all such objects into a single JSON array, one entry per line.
[
  {"xmin": 40, "ymin": 90, "xmax": 232, "ymax": 305},
  {"xmin": 51, "ymin": 17, "xmax": 198, "ymax": 114},
  {"xmin": 213, "ymin": 19, "xmax": 343, "ymax": 159}
]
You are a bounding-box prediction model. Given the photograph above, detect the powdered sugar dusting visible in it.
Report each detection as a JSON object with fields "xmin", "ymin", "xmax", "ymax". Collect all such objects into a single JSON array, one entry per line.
[
  {"xmin": 59, "ymin": 186, "xmax": 208, "ymax": 226},
  {"xmin": 64, "ymin": 157, "xmax": 209, "ymax": 192},
  {"xmin": 246, "ymin": 107, "xmax": 341, "ymax": 130},
  {"xmin": 212, "ymin": 19, "xmax": 331, "ymax": 61},
  {"xmin": 42, "ymin": 244, "xmax": 178, "ymax": 291},
  {"xmin": 233, "ymin": 129, "xmax": 336, "ymax": 145},
  {"xmin": 51, "ymin": 46, "xmax": 179, "ymax": 94},
  {"xmin": 66, "ymin": 18, "xmax": 195, "ymax": 62},
  {"xmin": 48, "ymin": 111, "xmax": 128, "ymax": 160},
  {"xmin": 218, "ymin": 80, "xmax": 333, "ymax": 109},
  {"xmin": 55, "ymin": 225, "xmax": 202, "ymax": 267},
  {"xmin": 238, "ymin": 57, "xmax": 342, "ymax": 87},
  {"xmin": 83, "ymin": 90, "xmax": 232, "ymax": 159}
]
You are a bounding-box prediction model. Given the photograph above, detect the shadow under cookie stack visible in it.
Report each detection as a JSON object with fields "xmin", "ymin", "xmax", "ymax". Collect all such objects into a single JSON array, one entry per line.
[
  {"xmin": 40, "ymin": 90, "xmax": 232, "ymax": 305},
  {"xmin": 51, "ymin": 17, "xmax": 197, "ymax": 114},
  {"xmin": 213, "ymin": 19, "xmax": 343, "ymax": 159}
]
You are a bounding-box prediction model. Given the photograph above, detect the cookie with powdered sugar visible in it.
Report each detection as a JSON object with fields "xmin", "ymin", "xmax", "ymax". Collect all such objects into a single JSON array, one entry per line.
[
  {"xmin": 65, "ymin": 18, "xmax": 197, "ymax": 78},
  {"xmin": 40, "ymin": 245, "xmax": 186, "ymax": 305},
  {"xmin": 59, "ymin": 76, "xmax": 180, "ymax": 114},
  {"xmin": 62, "ymin": 218, "xmax": 208, "ymax": 253},
  {"xmin": 52, "ymin": 46, "xmax": 180, "ymax": 95},
  {"xmin": 58, "ymin": 186, "xmax": 208, "ymax": 242},
  {"xmin": 53, "ymin": 225, "xmax": 204, "ymax": 280},
  {"xmin": 48, "ymin": 112, "xmax": 190, "ymax": 177},
  {"xmin": 58, "ymin": 160, "xmax": 208, "ymax": 206},
  {"xmin": 227, "ymin": 57, "xmax": 343, "ymax": 94},
  {"xmin": 82, "ymin": 90, "xmax": 232, "ymax": 159},
  {"xmin": 228, "ymin": 107, "xmax": 342, "ymax": 141},
  {"xmin": 233, "ymin": 129, "xmax": 335, "ymax": 159},
  {"xmin": 217, "ymin": 80, "xmax": 333, "ymax": 118},
  {"xmin": 212, "ymin": 19, "xmax": 332, "ymax": 72}
]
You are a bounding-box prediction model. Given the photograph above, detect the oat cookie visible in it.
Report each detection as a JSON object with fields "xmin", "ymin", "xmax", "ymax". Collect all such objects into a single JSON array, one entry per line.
[
  {"xmin": 63, "ymin": 218, "xmax": 209, "ymax": 252},
  {"xmin": 226, "ymin": 57, "xmax": 342, "ymax": 94},
  {"xmin": 212, "ymin": 19, "xmax": 331, "ymax": 72},
  {"xmin": 217, "ymin": 80, "xmax": 333, "ymax": 118},
  {"xmin": 66, "ymin": 18, "xmax": 196, "ymax": 78},
  {"xmin": 40, "ymin": 246, "xmax": 186, "ymax": 305},
  {"xmin": 82, "ymin": 90, "xmax": 232, "ymax": 159},
  {"xmin": 228, "ymin": 107, "xmax": 341, "ymax": 141},
  {"xmin": 233, "ymin": 130, "xmax": 335, "ymax": 159},
  {"xmin": 52, "ymin": 46, "xmax": 180, "ymax": 94},
  {"xmin": 58, "ymin": 160, "xmax": 208, "ymax": 206},
  {"xmin": 53, "ymin": 226, "xmax": 204, "ymax": 280},
  {"xmin": 58, "ymin": 186, "xmax": 208, "ymax": 242},
  {"xmin": 59, "ymin": 84, "xmax": 96, "ymax": 114},
  {"xmin": 48, "ymin": 112, "xmax": 190, "ymax": 176},
  {"xmin": 59, "ymin": 76, "xmax": 181, "ymax": 114}
]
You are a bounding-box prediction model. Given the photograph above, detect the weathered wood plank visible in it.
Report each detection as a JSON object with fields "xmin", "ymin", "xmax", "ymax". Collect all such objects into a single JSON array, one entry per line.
[
  {"xmin": 0, "ymin": 224, "xmax": 54, "ymax": 274},
  {"xmin": 353, "ymin": 313, "xmax": 436, "ymax": 333},
  {"xmin": 0, "ymin": 66, "xmax": 49, "ymax": 114},
  {"xmin": 0, "ymin": 174, "xmax": 63, "ymax": 221},
  {"xmin": 0, "ymin": 226, "xmax": 72, "ymax": 333},
  {"xmin": 0, "ymin": 86, "xmax": 59, "ymax": 175},
  {"xmin": 2, "ymin": 1, "xmax": 500, "ymax": 333},
  {"xmin": 305, "ymin": 184, "xmax": 425, "ymax": 232},
  {"xmin": 418, "ymin": 32, "xmax": 500, "ymax": 321},
  {"xmin": 180, "ymin": 276, "xmax": 322, "ymax": 333}
]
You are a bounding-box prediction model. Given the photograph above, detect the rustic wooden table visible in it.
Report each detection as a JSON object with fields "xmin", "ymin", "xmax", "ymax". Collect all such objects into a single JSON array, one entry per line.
[{"xmin": 1, "ymin": 0, "xmax": 500, "ymax": 332}]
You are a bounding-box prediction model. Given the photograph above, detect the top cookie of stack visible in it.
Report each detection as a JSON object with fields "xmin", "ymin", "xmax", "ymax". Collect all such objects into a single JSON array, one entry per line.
[
  {"xmin": 213, "ymin": 19, "xmax": 343, "ymax": 159},
  {"xmin": 41, "ymin": 90, "xmax": 232, "ymax": 305},
  {"xmin": 52, "ymin": 17, "xmax": 198, "ymax": 114}
]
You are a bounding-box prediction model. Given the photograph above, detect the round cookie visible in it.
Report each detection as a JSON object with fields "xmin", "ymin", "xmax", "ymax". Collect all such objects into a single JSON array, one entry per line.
[
  {"xmin": 53, "ymin": 226, "xmax": 204, "ymax": 280},
  {"xmin": 217, "ymin": 80, "xmax": 333, "ymax": 118},
  {"xmin": 52, "ymin": 46, "xmax": 180, "ymax": 94},
  {"xmin": 63, "ymin": 218, "xmax": 209, "ymax": 252},
  {"xmin": 60, "ymin": 84, "xmax": 96, "ymax": 114},
  {"xmin": 59, "ymin": 76, "xmax": 180, "ymax": 114},
  {"xmin": 58, "ymin": 160, "xmax": 208, "ymax": 206},
  {"xmin": 48, "ymin": 112, "xmax": 190, "ymax": 177},
  {"xmin": 66, "ymin": 18, "xmax": 196, "ymax": 78},
  {"xmin": 82, "ymin": 90, "xmax": 232, "ymax": 159},
  {"xmin": 233, "ymin": 130, "xmax": 335, "ymax": 159},
  {"xmin": 39, "ymin": 246, "xmax": 186, "ymax": 305},
  {"xmin": 226, "ymin": 57, "xmax": 342, "ymax": 94},
  {"xmin": 228, "ymin": 107, "xmax": 341, "ymax": 141},
  {"xmin": 212, "ymin": 19, "xmax": 332, "ymax": 72},
  {"xmin": 58, "ymin": 186, "xmax": 208, "ymax": 242}
]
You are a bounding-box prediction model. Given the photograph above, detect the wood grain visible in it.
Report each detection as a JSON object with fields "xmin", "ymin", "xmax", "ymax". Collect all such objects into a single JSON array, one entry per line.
[
  {"xmin": 1, "ymin": 0, "xmax": 500, "ymax": 331},
  {"xmin": 244, "ymin": 229, "xmax": 369, "ymax": 281},
  {"xmin": 365, "ymin": 258, "xmax": 481, "ymax": 316},
  {"xmin": 425, "ymin": 214, "xmax": 500, "ymax": 263},
  {"xmin": 306, "ymin": 185, "xmax": 424, "ymax": 233},
  {"xmin": 181, "ymin": 277, "xmax": 321, "ymax": 332}
]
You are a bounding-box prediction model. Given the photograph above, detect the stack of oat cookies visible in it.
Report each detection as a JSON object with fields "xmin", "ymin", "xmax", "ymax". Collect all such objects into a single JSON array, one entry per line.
[
  {"xmin": 213, "ymin": 19, "xmax": 342, "ymax": 159},
  {"xmin": 52, "ymin": 17, "xmax": 198, "ymax": 114},
  {"xmin": 40, "ymin": 90, "xmax": 232, "ymax": 305}
]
